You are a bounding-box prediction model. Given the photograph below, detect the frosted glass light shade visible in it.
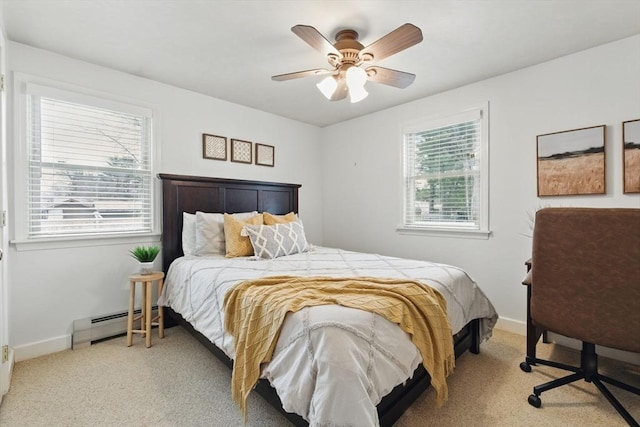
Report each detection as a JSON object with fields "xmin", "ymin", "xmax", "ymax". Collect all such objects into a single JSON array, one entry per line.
[
  {"xmin": 346, "ymin": 66, "xmax": 367, "ymax": 88},
  {"xmin": 349, "ymin": 85, "xmax": 368, "ymax": 103},
  {"xmin": 316, "ymin": 76, "xmax": 338, "ymax": 99},
  {"xmin": 346, "ymin": 67, "xmax": 368, "ymax": 103}
]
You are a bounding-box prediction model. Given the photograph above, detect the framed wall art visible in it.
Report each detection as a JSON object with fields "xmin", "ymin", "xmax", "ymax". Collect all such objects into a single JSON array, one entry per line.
[
  {"xmin": 230, "ymin": 139, "xmax": 252, "ymax": 164},
  {"xmin": 255, "ymin": 143, "xmax": 275, "ymax": 167},
  {"xmin": 623, "ymin": 118, "xmax": 640, "ymax": 193},
  {"xmin": 202, "ymin": 134, "xmax": 227, "ymax": 161},
  {"xmin": 536, "ymin": 125, "xmax": 606, "ymax": 196}
]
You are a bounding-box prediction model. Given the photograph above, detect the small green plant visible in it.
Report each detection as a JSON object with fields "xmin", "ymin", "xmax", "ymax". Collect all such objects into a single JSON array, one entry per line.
[{"xmin": 129, "ymin": 245, "xmax": 160, "ymax": 262}]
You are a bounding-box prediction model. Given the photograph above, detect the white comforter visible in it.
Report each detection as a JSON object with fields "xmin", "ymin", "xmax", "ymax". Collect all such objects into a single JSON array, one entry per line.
[{"xmin": 159, "ymin": 246, "xmax": 498, "ymax": 427}]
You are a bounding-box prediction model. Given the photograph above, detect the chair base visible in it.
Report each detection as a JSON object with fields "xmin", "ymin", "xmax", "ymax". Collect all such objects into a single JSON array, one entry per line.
[{"xmin": 520, "ymin": 341, "xmax": 640, "ymax": 427}]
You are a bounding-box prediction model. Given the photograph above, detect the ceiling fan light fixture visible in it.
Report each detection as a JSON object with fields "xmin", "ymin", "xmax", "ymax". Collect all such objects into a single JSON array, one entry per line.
[
  {"xmin": 346, "ymin": 66, "xmax": 368, "ymax": 103},
  {"xmin": 316, "ymin": 76, "xmax": 338, "ymax": 99},
  {"xmin": 349, "ymin": 85, "xmax": 368, "ymax": 103},
  {"xmin": 346, "ymin": 66, "xmax": 367, "ymax": 89}
]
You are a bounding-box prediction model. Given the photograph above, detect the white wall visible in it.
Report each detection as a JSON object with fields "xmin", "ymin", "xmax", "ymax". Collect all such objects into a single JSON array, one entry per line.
[
  {"xmin": 6, "ymin": 42, "xmax": 323, "ymax": 359},
  {"xmin": 320, "ymin": 35, "xmax": 640, "ymax": 335}
]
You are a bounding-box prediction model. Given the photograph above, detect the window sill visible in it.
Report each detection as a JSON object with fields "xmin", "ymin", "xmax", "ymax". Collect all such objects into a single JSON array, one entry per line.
[
  {"xmin": 396, "ymin": 226, "xmax": 492, "ymax": 240},
  {"xmin": 10, "ymin": 232, "xmax": 161, "ymax": 251}
]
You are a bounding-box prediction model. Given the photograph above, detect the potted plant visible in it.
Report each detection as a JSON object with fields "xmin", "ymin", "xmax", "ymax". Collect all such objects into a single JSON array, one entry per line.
[{"xmin": 130, "ymin": 245, "xmax": 160, "ymax": 275}]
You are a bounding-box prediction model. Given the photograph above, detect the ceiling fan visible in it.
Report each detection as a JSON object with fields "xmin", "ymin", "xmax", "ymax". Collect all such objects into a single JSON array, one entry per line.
[{"xmin": 272, "ymin": 23, "xmax": 423, "ymax": 103}]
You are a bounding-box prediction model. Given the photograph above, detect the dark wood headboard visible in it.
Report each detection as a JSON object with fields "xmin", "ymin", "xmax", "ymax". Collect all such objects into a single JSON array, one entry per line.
[{"xmin": 158, "ymin": 173, "xmax": 301, "ymax": 271}]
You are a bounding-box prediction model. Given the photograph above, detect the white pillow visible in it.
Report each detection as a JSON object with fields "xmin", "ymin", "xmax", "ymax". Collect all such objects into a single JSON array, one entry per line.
[
  {"xmin": 182, "ymin": 212, "xmax": 196, "ymax": 256},
  {"xmin": 195, "ymin": 211, "xmax": 257, "ymax": 256},
  {"xmin": 241, "ymin": 220, "xmax": 309, "ymax": 259}
]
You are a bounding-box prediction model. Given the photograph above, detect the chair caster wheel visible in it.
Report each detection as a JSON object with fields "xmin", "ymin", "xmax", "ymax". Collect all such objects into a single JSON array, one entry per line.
[
  {"xmin": 528, "ymin": 394, "xmax": 541, "ymax": 408},
  {"xmin": 520, "ymin": 361, "xmax": 532, "ymax": 372}
]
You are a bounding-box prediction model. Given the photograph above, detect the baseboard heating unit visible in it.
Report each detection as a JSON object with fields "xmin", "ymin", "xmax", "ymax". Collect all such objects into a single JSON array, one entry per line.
[{"xmin": 72, "ymin": 307, "xmax": 158, "ymax": 349}]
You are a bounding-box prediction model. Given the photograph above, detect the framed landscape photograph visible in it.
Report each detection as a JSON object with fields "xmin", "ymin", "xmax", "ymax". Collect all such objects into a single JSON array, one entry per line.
[
  {"xmin": 623, "ymin": 119, "xmax": 640, "ymax": 193},
  {"xmin": 536, "ymin": 125, "xmax": 606, "ymax": 196},
  {"xmin": 230, "ymin": 139, "xmax": 252, "ymax": 164},
  {"xmin": 255, "ymin": 143, "xmax": 275, "ymax": 167},
  {"xmin": 202, "ymin": 134, "xmax": 227, "ymax": 161}
]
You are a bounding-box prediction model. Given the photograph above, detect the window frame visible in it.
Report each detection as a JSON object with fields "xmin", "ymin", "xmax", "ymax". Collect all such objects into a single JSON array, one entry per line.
[
  {"xmin": 11, "ymin": 73, "xmax": 161, "ymax": 251},
  {"xmin": 397, "ymin": 103, "xmax": 491, "ymax": 239}
]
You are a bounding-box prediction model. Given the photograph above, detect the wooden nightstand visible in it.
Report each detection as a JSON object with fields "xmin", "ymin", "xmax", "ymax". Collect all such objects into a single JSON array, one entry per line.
[{"xmin": 127, "ymin": 271, "xmax": 165, "ymax": 348}]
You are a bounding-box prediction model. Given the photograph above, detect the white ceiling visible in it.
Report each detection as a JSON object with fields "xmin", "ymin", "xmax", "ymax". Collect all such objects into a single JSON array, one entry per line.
[{"xmin": 2, "ymin": 0, "xmax": 639, "ymax": 127}]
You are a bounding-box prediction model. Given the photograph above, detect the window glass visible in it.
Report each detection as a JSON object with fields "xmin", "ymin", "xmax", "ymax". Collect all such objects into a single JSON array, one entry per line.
[
  {"xmin": 403, "ymin": 107, "xmax": 488, "ymax": 233},
  {"xmin": 27, "ymin": 90, "xmax": 153, "ymax": 238}
]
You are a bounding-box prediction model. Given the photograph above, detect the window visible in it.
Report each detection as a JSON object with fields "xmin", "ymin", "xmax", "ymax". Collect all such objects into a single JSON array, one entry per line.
[
  {"xmin": 24, "ymin": 82, "xmax": 154, "ymax": 239},
  {"xmin": 402, "ymin": 106, "xmax": 489, "ymax": 237}
]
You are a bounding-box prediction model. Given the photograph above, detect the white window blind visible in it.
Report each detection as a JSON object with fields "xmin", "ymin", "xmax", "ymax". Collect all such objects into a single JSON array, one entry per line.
[
  {"xmin": 27, "ymin": 88, "xmax": 153, "ymax": 238},
  {"xmin": 403, "ymin": 108, "xmax": 487, "ymax": 231}
]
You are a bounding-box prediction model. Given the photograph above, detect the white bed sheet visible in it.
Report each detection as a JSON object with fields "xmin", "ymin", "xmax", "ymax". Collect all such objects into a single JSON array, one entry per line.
[{"xmin": 159, "ymin": 246, "xmax": 498, "ymax": 427}]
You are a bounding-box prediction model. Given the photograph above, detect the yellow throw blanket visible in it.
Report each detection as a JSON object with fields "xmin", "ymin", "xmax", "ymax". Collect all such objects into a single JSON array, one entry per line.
[{"xmin": 224, "ymin": 275, "xmax": 455, "ymax": 420}]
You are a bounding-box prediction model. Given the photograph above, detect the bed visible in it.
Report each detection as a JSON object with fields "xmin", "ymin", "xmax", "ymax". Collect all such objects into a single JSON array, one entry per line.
[{"xmin": 158, "ymin": 173, "xmax": 498, "ymax": 427}]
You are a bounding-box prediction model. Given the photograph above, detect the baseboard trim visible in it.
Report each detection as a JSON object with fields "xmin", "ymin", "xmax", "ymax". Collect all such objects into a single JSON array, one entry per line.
[
  {"xmin": 492, "ymin": 316, "xmax": 640, "ymax": 365},
  {"xmin": 494, "ymin": 316, "xmax": 526, "ymax": 335},
  {"xmin": 12, "ymin": 317, "xmax": 638, "ymax": 366},
  {"xmin": 1, "ymin": 347, "xmax": 14, "ymax": 397},
  {"xmin": 14, "ymin": 335, "xmax": 71, "ymax": 362},
  {"xmin": 3, "ymin": 317, "xmax": 535, "ymax": 362},
  {"xmin": 547, "ymin": 333, "xmax": 640, "ymax": 365}
]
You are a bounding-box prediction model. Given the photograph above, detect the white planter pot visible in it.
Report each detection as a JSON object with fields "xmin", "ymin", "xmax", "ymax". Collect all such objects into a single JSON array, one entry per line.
[{"xmin": 138, "ymin": 262, "xmax": 154, "ymax": 275}]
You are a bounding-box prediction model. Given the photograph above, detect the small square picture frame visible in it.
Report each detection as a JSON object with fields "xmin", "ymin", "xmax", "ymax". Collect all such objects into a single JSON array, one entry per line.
[
  {"xmin": 255, "ymin": 143, "xmax": 275, "ymax": 167},
  {"xmin": 230, "ymin": 139, "xmax": 252, "ymax": 164},
  {"xmin": 202, "ymin": 134, "xmax": 227, "ymax": 161}
]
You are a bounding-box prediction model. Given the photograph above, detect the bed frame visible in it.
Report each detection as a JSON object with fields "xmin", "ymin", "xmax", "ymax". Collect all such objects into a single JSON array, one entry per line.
[{"xmin": 159, "ymin": 173, "xmax": 480, "ymax": 427}]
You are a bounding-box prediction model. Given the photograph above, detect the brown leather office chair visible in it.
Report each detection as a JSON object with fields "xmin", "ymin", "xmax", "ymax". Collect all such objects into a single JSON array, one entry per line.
[{"xmin": 521, "ymin": 208, "xmax": 640, "ymax": 426}]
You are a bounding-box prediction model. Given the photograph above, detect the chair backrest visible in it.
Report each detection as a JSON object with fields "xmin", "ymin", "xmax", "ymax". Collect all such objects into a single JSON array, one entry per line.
[{"xmin": 531, "ymin": 207, "xmax": 640, "ymax": 353}]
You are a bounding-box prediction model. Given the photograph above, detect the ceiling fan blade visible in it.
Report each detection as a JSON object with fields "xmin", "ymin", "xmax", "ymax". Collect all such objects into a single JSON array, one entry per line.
[
  {"xmin": 366, "ymin": 66, "xmax": 416, "ymax": 88},
  {"xmin": 360, "ymin": 23, "xmax": 423, "ymax": 62},
  {"xmin": 330, "ymin": 79, "xmax": 348, "ymax": 101},
  {"xmin": 272, "ymin": 68, "xmax": 335, "ymax": 81},
  {"xmin": 291, "ymin": 25, "xmax": 342, "ymax": 58}
]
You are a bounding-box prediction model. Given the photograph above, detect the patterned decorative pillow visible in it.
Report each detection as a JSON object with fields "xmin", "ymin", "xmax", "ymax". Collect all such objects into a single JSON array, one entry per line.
[
  {"xmin": 224, "ymin": 213, "xmax": 264, "ymax": 258},
  {"xmin": 263, "ymin": 211, "xmax": 297, "ymax": 225},
  {"xmin": 195, "ymin": 211, "xmax": 257, "ymax": 256},
  {"xmin": 242, "ymin": 221, "xmax": 309, "ymax": 259}
]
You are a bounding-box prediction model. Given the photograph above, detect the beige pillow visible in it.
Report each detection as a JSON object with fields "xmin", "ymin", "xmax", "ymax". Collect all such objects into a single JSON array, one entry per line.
[
  {"xmin": 263, "ymin": 211, "xmax": 297, "ymax": 225},
  {"xmin": 194, "ymin": 212, "xmax": 225, "ymax": 255},
  {"xmin": 224, "ymin": 213, "xmax": 263, "ymax": 257},
  {"xmin": 195, "ymin": 211, "xmax": 257, "ymax": 256}
]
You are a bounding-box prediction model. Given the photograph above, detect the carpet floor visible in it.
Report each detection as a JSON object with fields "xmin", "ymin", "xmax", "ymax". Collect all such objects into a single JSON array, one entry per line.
[{"xmin": 0, "ymin": 326, "xmax": 638, "ymax": 426}]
